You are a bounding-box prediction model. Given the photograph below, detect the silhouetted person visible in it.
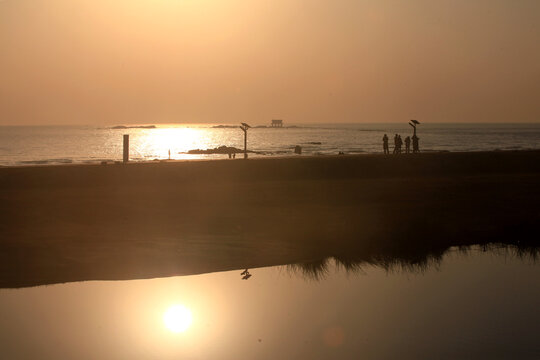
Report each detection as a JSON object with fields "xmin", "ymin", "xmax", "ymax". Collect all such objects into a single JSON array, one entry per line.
[
  {"xmin": 405, "ymin": 136, "xmax": 411, "ymax": 154},
  {"xmin": 412, "ymin": 135, "xmax": 419, "ymax": 153},
  {"xmin": 394, "ymin": 135, "xmax": 402, "ymax": 154},
  {"xmin": 383, "ymin": 134, "xmax": 389, "ymax": 154}
]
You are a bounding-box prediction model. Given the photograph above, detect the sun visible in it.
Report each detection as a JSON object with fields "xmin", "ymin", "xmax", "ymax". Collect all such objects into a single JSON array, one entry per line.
[{"xmin": 163, "ymin": 305, "xmax": 193, "ymax": 333}]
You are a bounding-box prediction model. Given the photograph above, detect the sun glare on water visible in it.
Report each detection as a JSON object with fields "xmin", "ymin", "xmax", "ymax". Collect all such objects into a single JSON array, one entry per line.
[
  {"xmin": 138, "ymin": 127, "xmax": 204, "ymax": 160},
  {"xmin": 163, "ymin": 305, "xmax": 193, "ymax": 333}
]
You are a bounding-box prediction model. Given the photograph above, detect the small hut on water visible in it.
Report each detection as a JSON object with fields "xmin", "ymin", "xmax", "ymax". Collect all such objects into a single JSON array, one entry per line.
[{"xmin": 271, "ymin": 119, "xmax": 283, "ymax": 128}]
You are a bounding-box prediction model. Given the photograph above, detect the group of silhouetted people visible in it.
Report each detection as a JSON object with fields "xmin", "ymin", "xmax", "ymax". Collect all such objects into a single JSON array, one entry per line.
[{"xmin": 383, "ymin": 133, "xmax": 419, "ymax": 154}]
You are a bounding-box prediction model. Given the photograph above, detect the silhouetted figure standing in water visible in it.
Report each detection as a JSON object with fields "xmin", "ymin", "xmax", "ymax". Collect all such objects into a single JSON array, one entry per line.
[
  {"xmin": 412, "ymin": 135, "xmax": 419, "ymax": 153},
  {"xmin": 383, "ymin": 134, "xmax": 389, "ymax": 154},
  {"xmin": 405, "ymin": 136, "xmax": 411, "ymax": 154}
]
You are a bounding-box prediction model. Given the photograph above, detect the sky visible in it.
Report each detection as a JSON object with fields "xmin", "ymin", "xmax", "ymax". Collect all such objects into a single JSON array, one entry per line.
[{"xmin": 1, "ymin": 0, "xmax": 539, "ymax": 125}]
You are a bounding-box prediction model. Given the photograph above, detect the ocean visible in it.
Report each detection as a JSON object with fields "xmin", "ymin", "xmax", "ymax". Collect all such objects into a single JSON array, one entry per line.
[{"xmin": 1, "ymin": 123, "xmax": 539, "ymax": 167}]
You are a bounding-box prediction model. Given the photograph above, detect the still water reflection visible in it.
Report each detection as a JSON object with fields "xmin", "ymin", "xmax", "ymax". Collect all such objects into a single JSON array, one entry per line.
[{"xmin": 1, "ymin": 247, "xmax": 539, "ymax": 359}]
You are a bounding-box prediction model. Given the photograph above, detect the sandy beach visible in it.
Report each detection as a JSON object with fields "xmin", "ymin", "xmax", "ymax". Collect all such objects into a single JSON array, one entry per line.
[{"xmin": 1, "ymin": 150, "xmax": 539, "ymax": 288}]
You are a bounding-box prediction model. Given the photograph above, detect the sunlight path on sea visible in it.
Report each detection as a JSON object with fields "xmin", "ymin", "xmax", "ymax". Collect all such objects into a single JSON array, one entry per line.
[{"xmin": 2, "ymin": 123, "xmax": 540, "ymax": 166}]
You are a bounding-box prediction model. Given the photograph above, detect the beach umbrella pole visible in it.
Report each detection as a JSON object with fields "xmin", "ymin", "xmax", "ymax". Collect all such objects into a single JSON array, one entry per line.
[{"xmin": 123, "ymin": 134, "xmax": 129, "ymax": 163}]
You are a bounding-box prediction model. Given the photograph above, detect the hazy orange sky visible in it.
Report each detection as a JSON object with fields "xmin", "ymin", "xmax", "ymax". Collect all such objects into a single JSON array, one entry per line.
[{"xmin": 1, "ymin": 0, "xmax": 539, "ymax": 125}]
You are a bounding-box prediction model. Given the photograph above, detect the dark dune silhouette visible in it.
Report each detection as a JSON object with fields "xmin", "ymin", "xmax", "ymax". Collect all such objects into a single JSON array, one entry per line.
[
  {"xmin": 110, "ymin": 125, "xmax": 156, "ymax": 129},
  {"xmin": 0, "ymin": 150, "xmax": 539, "ymax": 288},
  {"xmin": 211, "ymin": 125, "xmax": 239, "ymax": 129}
]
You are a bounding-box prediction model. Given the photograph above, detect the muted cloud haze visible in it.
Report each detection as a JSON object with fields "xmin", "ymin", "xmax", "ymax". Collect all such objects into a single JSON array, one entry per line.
[{"xmin": 1, "ymin": 0, "xmax": 539, "ymax": 125}]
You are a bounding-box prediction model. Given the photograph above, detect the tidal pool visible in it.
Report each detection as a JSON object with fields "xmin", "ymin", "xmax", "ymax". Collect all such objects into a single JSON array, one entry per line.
[{"xmin": 1, "ymin": 247, "xmax": 539, "ymax": 359}]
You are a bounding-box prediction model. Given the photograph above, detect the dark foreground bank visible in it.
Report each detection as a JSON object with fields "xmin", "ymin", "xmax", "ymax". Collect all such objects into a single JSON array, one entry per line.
[{"xmin": 1, "ymin": 151, "xmax": 539, "ymax": 288}]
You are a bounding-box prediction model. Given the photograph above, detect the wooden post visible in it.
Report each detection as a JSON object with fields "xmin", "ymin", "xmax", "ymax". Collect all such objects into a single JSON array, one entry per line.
[
  {"xmin": 123, "ymin": 134, "xmax": 129, "ymax": 163},
  {"xmin": 243, "ymin": 130, "xmax": 247, "ymax": 159}
]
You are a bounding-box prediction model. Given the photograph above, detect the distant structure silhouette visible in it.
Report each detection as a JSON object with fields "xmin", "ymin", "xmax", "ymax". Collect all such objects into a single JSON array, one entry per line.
[
  {"xmin": 405, "ymin": 136, "xmax": 411, "ymax": 154},
  {"xmin": 271, "ymin": 119, "xmax": 283, "ymax": 128},
  {"xmin": 239, "ymin": 123, "xmax": 251, "ymax": 159},
  {"xmin": 382, "ymin": 134, "xmax": 389, "ymax": 154}
]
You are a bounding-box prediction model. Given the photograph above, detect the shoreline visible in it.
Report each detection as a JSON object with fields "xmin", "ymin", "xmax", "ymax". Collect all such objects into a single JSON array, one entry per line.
[
  {"xmin": 1, "ymin": 150, "xmax": 539, "ymax": 288},
  {"xmin": 2, "ymin": 148, "xmax": 540, "ymax": 168}
]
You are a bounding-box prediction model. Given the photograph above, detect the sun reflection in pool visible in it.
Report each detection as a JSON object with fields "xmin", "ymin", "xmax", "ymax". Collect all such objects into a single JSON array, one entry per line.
[{"xmin": 163, "ymin": 305, "xmax": 193, "ymax": 333}]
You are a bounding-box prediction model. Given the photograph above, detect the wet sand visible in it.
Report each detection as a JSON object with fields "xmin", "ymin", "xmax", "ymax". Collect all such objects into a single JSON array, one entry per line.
[{"xmin": 1, "ymin": 151, "xmax": 539, "ymax": 288}]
